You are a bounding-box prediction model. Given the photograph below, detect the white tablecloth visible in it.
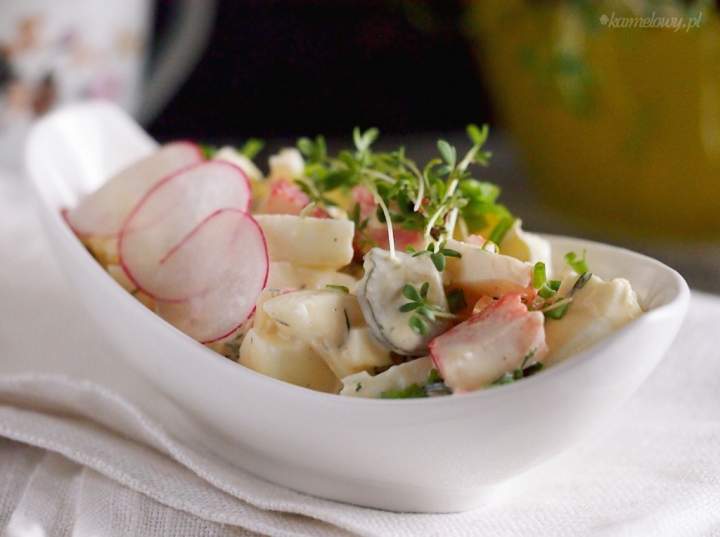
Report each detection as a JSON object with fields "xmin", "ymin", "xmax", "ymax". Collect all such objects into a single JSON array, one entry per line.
[{"xmin": 2, "ymin": 170, "xmax": 720, "ymax": 537}]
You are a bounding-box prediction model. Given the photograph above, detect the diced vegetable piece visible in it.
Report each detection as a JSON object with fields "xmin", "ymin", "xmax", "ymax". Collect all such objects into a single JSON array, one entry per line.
[
  {"xmin": 340, "ymin": 356, "xmax": 434, "ymax": 398},
  {"xmin": 66, "ymin": 142, "xmax": 204, "ymax": 238},
  {"xmin": 326, "ymin": 326, "xmax": 393, "ymax": 378},
  {"xmin": 544, "ymin": 272, "xmax": 642, "ymax": 365},
  {"xmin": 356, "ymin": 248, "xmax": 450, "ymax": 356},
  {"xmin": 254, "ymin": 214, "xmax": 354, "ymax": 270},
  {"xmin": 151, "ymin": 209, "xmax": 268, "ymax": 343},
  {"xmin": 213, "ymin": 146, "xmax": 263, "ymax": 182},
  {"xmin": 429, "ymin": 294, "xmax": 547, "ymax": 392},
  {"xmin": 118, "ymin": 160, "xmax": 252, "ymax": 300},
  {"xmin": 260, "ymin": 289, "xmax": 391, "ymax": 377},
  {"xmin": 499, "ymin": 219, "xmax": 552, "ymax": 267},
  {"xmin": 268, "ymin": 148, "xmax": 305, "ymax": 180},
  {"xmin": 444, "ymin": 239, "xmax": 532, "ymax": 297},
  {"xmin": 239, "ymin": 328, "xmax": 340, "ymax": 393},
  {"xmin": 266, "ymin": 262, "xmax": 358, "ymax": 292},
  {"xmin": 256, "ymin": 179, "xmax": 311, "ymax": 215},
  {"xmin": 262, "ymin": 290, "xmax": 364, "ymax": 348}
]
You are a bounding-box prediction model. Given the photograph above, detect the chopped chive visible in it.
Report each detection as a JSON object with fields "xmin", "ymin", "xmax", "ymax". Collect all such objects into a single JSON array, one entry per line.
[
  {"xmin": 532, "ymin": 262, "xmax": 547, "ymax": 289},
  {"xmin": 565, "ymin": 250, "xmax": 589, "ymax": 274}
]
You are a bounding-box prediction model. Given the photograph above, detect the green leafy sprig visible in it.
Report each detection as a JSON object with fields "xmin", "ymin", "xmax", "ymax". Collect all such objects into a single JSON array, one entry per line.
[
  {"xmin": 408, "ymin": 241, "xmax": 462, "ymax": 272},
  {"xmin": 399, "ymin": 282, "xmax": 456, "ymax": 336},
  {"xmin": 533, "ymin": 253, "xmax": 593, "ymax": 320},
  {"xmin": 295, "ymin": 125, "xmax": 511, "ymax": 259}
]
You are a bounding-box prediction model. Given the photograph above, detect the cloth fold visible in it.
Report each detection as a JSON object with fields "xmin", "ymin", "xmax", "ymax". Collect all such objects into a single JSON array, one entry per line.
[{"xmin": 2, "ymin": 174, "xmax": 720, "ymax": 536}]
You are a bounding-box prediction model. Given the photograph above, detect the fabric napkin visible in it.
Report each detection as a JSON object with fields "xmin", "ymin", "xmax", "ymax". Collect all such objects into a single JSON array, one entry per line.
[{"xmin": 2, "ymin": 172, "xmax": 720, "ymax": 537}]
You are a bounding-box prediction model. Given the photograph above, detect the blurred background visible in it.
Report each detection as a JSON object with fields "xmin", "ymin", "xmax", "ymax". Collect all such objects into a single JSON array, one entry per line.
[{"xmin": 2, "ymin": 0, "xmax": 719, "ymax": 290}]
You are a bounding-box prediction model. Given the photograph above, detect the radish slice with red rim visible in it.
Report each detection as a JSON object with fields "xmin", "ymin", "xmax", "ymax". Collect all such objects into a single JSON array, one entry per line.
[
  {"xmin": 153, "ymin": 208, "xmax": 268, "ymax": 343},
  {"xmin": 118, "ymin": 160, "xmax": 252, "ymax": 301},
  {"xmin": 66, "ymin": 141, "xmax": 204, "ymax": 238}
]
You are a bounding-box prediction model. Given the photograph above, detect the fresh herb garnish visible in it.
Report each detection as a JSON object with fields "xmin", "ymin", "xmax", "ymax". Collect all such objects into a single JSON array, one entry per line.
[
  {"xmin": 399, "ymin": 283, "xmax": 456, "ymax": 336},
  {"xmin": 199, "ymin": 144, "xmax": 217, "ymax": 159},
  {"xmin": 565, "ymin": 250, "xmax": 589, "ymax": 274},
  {"xmin": 238, "ymin": 138, "xmax": 265, "ymax": 160},
  {"xmin": 532, "ymin": 261, "xmax": 547, "ymax": 289},
  {"xmin": 492, "ymin": 350, "xmax": 544, "ymax": 386},
  {"xmin": 381, "ymin": 383, "xmax": 427, "ymax": 399},
  {"xmin": 542, "ymin": 272, "xmax": 592, "ymax": 320},
  {"xmin": 532, "ymin": 261, "xmax": 562, "ymax": 300},
  {"xmin": 380, "ymin": 368, "xmax": 451, "ymax": 398},
  {"xmin": 296, "ymin": 124, "xmax": 511, "ymax": 260},
  {"xmin": 199, "ymin": 139, "xmax": 265, "ymax": 161},
  {"xmin": 427, "ymin": 368, "xmax": 443, "ymax": 384},
  {"xmin": 411, "ymin": 241, "xmax": 461, "ymax": 272}
]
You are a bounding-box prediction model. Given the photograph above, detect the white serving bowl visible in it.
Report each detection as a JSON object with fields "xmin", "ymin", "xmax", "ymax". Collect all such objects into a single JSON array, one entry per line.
[{"xmin": 25, "ymin": 101, "xmax": 689, "ymax": 513}]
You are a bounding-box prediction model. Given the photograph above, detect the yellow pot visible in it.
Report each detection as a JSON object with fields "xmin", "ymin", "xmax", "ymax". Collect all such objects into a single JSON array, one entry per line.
[{"xmin": 466, "ymin": 0, "xmax": 720, "ymax": 240}]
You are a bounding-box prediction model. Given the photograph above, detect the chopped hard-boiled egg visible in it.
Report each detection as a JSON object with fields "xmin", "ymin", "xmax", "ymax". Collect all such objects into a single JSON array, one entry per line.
[
  {"xmin": 213, "ymin": 146, "xmax": 263, "ymax": 182},
  {"xmin": 260, "ymin": 289, "xmax": 392, "ymax": 378},
  {"xmin": 444, "ymin": 239, "xmax": 532, "ymax": 297},
  {"xmin": 239, "ymin": 328, "xmax": 340, "ymax": 393},
  {"xmin": 254, "ymin": 214, "xmax": 355, "ymax": 270},
  {"xmin": 544, "ymin": 272, "xmax": 642, "ymax": 365},
  {"xmin": 266, "ymin": 262, "xmax": 358, "ymax": 292},
  {"xmin": 341, "ymin": 356, "xmax": 435, "ymax": 398},
  {"xmin": 268, "ymin": 148, "xmax": 305, "ymax": 180}
]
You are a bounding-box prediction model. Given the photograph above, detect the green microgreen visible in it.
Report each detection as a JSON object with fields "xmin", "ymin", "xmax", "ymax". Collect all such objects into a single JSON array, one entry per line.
[
  {"xmin": 532, "ymin": 262, "xmax": 547, "ymax": 289},
  {"xmin": 400, "ymin": 282, "xmax": 456, "ymax": 336},
  {"xmin": 295, "ymin": 124, "xmax": 511, "ymax": 260},
  {"xmin": 381, "ymin": 383, "xmax": 427, "ymax": 399},
  {"xmin": 380, "ymin": 368, "xmax": 452, "ymax": 398},
  {"xmin": 542, "ymin": 272, "xmax": 592, "ymax": 320},
  {"xmin": 199, "ymin": 144, "xmax": 218, "ymax": 159},
  {"xmin": 411, "ymin": 241, "xmax": 461, "ymax": 272},
  {"xmin": 200, "ymin": 139, "xmax": 264, "ymax": 161},
  {"xmin": 565, "ymin": 250, "xmax": 589, "ymax": 274},
  {"xmin": 492, "ymin": 350, "xmax": 544, "ymax": 386},
  {"xmin": 238, "ymin": 138, "xmax": 265, "ymax": 160}
]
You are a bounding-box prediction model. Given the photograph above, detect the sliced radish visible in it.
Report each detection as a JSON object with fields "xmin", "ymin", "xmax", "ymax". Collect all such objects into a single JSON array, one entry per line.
[
  {"xmin": 66, "ymin": 142, "xmax": 204, "ymax": 238},
  {"xmin": 429, "ymin": 294, "xmax": 547, "ymax": 392},
  {"xmin": 119, "ymin": 160, "xmax": 252, "ymax": 300},
  {"xmin": 154, "ymin": 208, "xmax": 268, "ymax": 343}
]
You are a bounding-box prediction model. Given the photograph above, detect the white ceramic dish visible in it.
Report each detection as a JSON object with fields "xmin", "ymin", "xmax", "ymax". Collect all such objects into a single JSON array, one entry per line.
[{"xmin": 25, "ymin": 101, "xmax": 689, "ymax": 513}]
